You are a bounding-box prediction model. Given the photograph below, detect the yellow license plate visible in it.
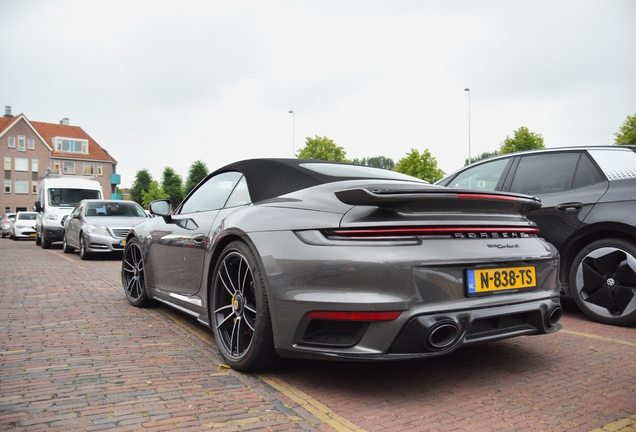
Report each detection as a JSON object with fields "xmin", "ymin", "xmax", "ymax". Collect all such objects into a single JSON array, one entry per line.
[
  {"xmin": 467, "ymin": 266, "xmax": 536, "ymax": 295},
  {"xmin": 30, "ymin": 233, "xmax": 36, "ymax": 237}
]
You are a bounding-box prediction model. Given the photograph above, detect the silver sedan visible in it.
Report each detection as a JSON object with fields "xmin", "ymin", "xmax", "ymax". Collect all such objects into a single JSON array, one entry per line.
[{"xmin": 63, "ymin": 200, "xmax": 148, "ymax": 259}]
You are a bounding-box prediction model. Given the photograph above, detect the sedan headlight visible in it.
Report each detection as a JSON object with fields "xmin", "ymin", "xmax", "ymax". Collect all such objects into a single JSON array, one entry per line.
[{"xmin": 86, "ymin": 224, "xmax": 111, "ymax": 236}]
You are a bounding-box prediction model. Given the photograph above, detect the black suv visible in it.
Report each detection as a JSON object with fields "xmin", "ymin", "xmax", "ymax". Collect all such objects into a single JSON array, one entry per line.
[{"xmin": 438, "ymin": 146, "xmax": 636, "ymax": 326}]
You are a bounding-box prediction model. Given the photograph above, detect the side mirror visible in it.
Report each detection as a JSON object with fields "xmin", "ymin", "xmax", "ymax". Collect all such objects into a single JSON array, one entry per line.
[
  {"xmin": 149, "ymin": 199, "xmax": 173, "ymax": 223},
  {"xmin": 34, "ymin": 201, "xmax": 43, "ymax": 212}
]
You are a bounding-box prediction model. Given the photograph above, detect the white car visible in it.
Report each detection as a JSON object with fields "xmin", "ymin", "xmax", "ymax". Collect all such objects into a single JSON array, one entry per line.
[{"xmin": 10, "ymin": 211, "xmax": 38, "ymax": 240}]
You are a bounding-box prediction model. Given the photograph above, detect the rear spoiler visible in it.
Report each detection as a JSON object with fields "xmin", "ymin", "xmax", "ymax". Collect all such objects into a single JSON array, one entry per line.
[{"xmin": 334, "ymin": 187, "xmax": 541, "ymax": 214}]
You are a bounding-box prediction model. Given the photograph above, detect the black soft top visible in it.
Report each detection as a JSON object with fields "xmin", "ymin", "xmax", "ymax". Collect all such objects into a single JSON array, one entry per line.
[{"xmin": 210, "ymin": 159, "xmax": 423, "ymax": 204}]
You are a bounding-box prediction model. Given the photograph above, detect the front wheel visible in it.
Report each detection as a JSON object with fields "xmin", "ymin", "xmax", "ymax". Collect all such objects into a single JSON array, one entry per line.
[
  {"xmin": 62, "ymin": 234, "xmax": 74, "ymax": 253},
  {"xmin": 210, "ymin": 241, "xmax": 281, "ymax": 371},
  {"xmin": 570, "ymin": 238, "xmax": 636, "ymax": 326},
  {"xmin": 122, "ymin": 237, "xmax": 149, "ymax": 307},
  {"xmin": 35, "ymin": 229, "xmax": 42, "ymax": 245},
  {"xmin": 79, "ymin": 234, "xmax": 91, "ymax": 260}
]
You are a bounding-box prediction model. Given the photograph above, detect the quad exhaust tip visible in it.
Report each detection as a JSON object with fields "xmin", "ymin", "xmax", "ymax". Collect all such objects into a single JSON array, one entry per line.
[
  {"xmin": 426, "ymin": 321, "xmax": 460, "ymax": 350},
  {"xmin": 547, "ymin": 306, "xmax": 562, "ymax": 328}
]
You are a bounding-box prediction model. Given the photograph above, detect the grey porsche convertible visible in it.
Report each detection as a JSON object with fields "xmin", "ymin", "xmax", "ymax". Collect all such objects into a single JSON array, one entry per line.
[{"xmin": 122, "ymin": 159, "xmax": 562, "ymax": 371}]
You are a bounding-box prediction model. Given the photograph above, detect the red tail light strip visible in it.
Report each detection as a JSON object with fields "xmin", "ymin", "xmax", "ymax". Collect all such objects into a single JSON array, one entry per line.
[
  {"xmin": 305, "ymin": 311, "xmax": 402, "ymax": 321},
  {"xmin": 328, "ymin": 227, "xmax": 539, "ymax": 238},
  {"xmin": 457, "ymin": 193, "xmax": 519, "ymax": 201}
]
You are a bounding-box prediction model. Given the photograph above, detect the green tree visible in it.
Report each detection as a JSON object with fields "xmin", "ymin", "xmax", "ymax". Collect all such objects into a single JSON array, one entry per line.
[
  {"xmin": 465, "ymin": 150, "xmax": 500, "ymax": 166},
  {"xmin": 142, "ymin": 181, "xmax": 170, "ymax": 208},
  {"xmin": 394, "ymin": 148, "xmax": 445, "ymax": 183},
  {"xmin": 614, "ymin": 112, "xmax": 636, "ymax": 145},
  {"xmin": 161, "ymin": 167, "xmax": 184, "ymax": 207},
  {"xmin": 352, "ymin": 156, "xmax": 395, "ymax": 170},
  {"xmin": 129, "ymin": 169, "xmax": 153, "ymax": 205},
  {"xmin": 296, "ymin": 135, "xmax": 348, "ymax": 162},
  {"xmin": 184, "ymin": 160, "xmax": 210, "ymax": 196},
  {"xmin": 499, "ymin": 126, "xmax": 545, "ymax": 154}
]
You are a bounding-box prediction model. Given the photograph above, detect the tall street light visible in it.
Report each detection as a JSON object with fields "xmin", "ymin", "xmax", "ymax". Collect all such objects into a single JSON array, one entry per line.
[
  {"xmin": 464, "ymin": 88, "xmax": 471, "ymax": 164},
  {"xmin": 288, "ymin": 110, "xmax": 295, "ymax": 157}
]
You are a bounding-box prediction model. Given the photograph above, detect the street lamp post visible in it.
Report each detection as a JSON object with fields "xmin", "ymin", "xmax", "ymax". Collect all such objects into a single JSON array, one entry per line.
[
  {"xmin": 464, "ymin": 88, "xmax": 471, "ymax": 164},
  {"xmin": 288, "ymin": 110, "xmax": 295, "ymax": 157}
]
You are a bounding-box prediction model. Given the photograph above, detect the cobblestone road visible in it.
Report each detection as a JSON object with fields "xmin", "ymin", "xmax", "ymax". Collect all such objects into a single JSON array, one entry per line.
[{"xmin": 1, "ymin": 239, "xmax": 635, "ymax": 431}]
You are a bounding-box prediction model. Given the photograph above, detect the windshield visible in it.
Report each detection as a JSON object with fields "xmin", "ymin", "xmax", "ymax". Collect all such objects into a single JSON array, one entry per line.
[
  {"xmin": 85, "ymin": 202, "xmax": 147, "ymax": 217},
  {"xmin": 48, "ymin": 188, "xmax": 101, "ymax": 207}
]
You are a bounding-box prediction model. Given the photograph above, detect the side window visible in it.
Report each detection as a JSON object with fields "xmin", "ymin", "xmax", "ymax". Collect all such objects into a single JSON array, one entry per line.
[
  {"xmin": 445, "ymin": 158, "xmax": 510, "ymax": 191},
  {"xmin": 180, "ymin": 171, "xmax": 243, "ymax": 214},
  {"xmin": 510, "ymin": 153, "xmax": 579, "ymax": 195},
  {"xmin": 571, "ymin": 153, "xmax": 605, "ymax": 189},
  {"xmin": 224, "ymin": 176, "xmax": 251, "ymax": 208}
]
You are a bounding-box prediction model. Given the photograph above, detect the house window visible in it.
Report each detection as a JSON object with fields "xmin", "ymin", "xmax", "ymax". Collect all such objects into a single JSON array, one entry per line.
[
  {"xmin": 53, "ymin": 137, "xmax": 89, "ymax": 154},
  {"xmin": 32, "ymin": 182, "xmax": 38, "ymax": 194},
  {"xmin": 63, "ymin": 161, "xmax": 75, "ymax": 174},
  {"xmin": 28, "ymin": 138, "xmax": 35, "ymax": 150},
  {"xmin": 4, "ymin": 180, "xmax": 11, "ymax": 193},
  {"xmin": 18, "ymin": 135, "xmax": 26, "ymax": 151},
  {"xmin": 84, "ymin": 162, "xmax": 94, "ymax": 175},
  {"xmin": 32, "ymin": 158, "xmax": 38, "ymax": 172},
  {"xmin": 53, "ymin": 160, "xmax": 61, "ymax": 171},
  {"xmin": 15, "ymin": 180, "xmax": 28, "ymax": 194},
  {"xmin": 8, "ymin": 137, "xmax": 15, "ymax": 148},
  {"xmin": 15, "ymin": 158, "xmax": 29, "ymax": 172},
  {"xmin": 4, "ymin": 206, "xmax": 10, "ymax": 213},
  {"xmin": 4, "ymin": 157, "xmax": 10, "ymax": 171},
  {"xmin": 97, "ymin": 163, "xmax": 103, "ymax": 176}
]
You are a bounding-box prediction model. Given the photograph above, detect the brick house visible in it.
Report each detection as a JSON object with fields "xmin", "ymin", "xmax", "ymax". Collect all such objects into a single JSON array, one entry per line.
[{"xmin": 0, "ymin": 106, "xmax": 120, "ymax": 213}]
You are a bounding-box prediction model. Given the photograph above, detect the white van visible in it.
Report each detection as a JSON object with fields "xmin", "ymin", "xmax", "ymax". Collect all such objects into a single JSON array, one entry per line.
[{"xmin": 34, "ymin": 171, "xmax": 103, "ymax": 248}]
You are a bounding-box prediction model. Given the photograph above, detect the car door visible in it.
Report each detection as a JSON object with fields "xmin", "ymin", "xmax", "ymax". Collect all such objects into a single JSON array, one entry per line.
[
  {"xmin": 148, "ymin": 171, "xmax": 245, "ymax": 295},
  {"xmin": 504, "ymin": 151, "xmax": 608, "ymax": 250},
  {"xmin": 66, "ymin": 203, "xmax": 84, "ymax": 248}
]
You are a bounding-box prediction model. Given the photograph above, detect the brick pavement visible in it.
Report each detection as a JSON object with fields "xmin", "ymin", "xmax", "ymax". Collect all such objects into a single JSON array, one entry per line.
[{"xmin": 1, "ymin": 238, "xmax": 636, "ymax": 431}]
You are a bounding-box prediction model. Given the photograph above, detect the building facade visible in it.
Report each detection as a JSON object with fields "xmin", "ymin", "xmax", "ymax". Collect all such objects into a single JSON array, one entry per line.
[{"xmin": 0, "ymin": 107, "xmax": 120, "ymax": 213}]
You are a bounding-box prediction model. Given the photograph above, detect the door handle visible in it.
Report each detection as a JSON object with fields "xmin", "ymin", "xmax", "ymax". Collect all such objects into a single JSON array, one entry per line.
[
  {"xmin": 556, "ymin": 202, "xmax": 583, "ymax": 211},
  {"xmin": 191, "ymin": 233, "xmax": 205, "ymax": 243}
]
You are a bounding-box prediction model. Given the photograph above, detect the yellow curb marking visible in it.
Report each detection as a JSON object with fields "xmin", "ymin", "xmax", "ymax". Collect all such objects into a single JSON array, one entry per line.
[
  {"xmin": 590, "ymin": 414, "xmax": 636, "ymax": 432},
  {"xmin": 561, "ymin": 329, "xmax": 636, "ymax": 347},
  {"xmin": 257, "ymin": 373, "xmax": 366, "ymax": 432}
]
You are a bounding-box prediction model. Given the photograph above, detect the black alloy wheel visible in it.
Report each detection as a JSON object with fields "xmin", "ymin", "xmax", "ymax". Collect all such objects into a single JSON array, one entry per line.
[
  {"xmin": 122, "ymin": 237, "xmax": 149, "ymax": 307},
  {"xmin": 211, "ymin": 241, "xmax": 280, "ymax": 371},
  {"xmin": 570, "ymin": 238, "xmax": 636, "ymax": 326}
]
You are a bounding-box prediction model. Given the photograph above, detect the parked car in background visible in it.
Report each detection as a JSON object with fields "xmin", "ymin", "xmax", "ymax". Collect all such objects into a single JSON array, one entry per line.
[
  {"xmin": 63, "ymin": 200, "xmax": 148, "ymax": 260},
  {"xmin": 9, "ymin": 211, "xmax": 38, "ymax": 240},
  {"xmin": 122, "ymin": 158, "xmax": 561, "ymax": 372},
  {"xmin": 437, "ymin": 145, "xmax": 636, "ymax": 326},
  {"xmin": 1, "ymin": 213, "xmax": 16, "ymax": 238}
]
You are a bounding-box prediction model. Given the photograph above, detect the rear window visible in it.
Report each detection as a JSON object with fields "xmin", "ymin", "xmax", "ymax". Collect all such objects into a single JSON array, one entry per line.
[
  {"xmin": 301, "ymin": 163, "xmax": 425, "ymax": 182},
  {"xmin": 588, "ymin": 149, "xmax": 636, "ymax": 181}
]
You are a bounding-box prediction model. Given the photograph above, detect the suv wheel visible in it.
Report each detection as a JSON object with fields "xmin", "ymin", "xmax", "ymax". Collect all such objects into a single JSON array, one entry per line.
[{"xmin": 570, "ymin": 238, "xmax": 636, "ymax": 326}]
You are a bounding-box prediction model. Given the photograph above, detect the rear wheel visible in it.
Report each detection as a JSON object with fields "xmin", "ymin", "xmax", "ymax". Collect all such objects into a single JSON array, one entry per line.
[
  {"xmin": 122, "ymin": 237, "xmax": 149, "ymax": 307},
  {"xmin": 570, "ymin": 238, "xmax": 636, "ymax": 326},
  {"xmin": 211, "ymin": 241, "xmax": 281, "ymax": 371}
]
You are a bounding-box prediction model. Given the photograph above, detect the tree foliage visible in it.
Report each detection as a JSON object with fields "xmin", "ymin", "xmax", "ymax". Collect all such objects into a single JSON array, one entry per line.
[
  {"xmin": 184, "ymin": 160, "xmax": 210, "ymax": 196},
  {"xmin": 142, "ymin": 181, "xmax": 170, "ymax": 208},
  {"xmin": 129, "ymin": 169, "xmax": 153, "ymax": 205},
  {"xmin": 352, "ymin": 156, "xmax": 395, "ymax": 170},
  {"xmin": 614, "ymin": 112, "xmax": 636, "ymax": 146},
  {"xmin": 465, "ymin": 150, "xmax": 500, "ymax": 166},
  {"xmin": 296, "ymin": 135, "xmax": 348, "ymax": 162},
  {"xmin": 394, "ymin": 148, "xmax": 445, "ymax": 183},
  {"xmin": 161, "ymin": 167, "xmax": 184, "ymax": 207},
  {"xmin": 499, "ymin": 126, "xmax": 545, "ymax": 154}
]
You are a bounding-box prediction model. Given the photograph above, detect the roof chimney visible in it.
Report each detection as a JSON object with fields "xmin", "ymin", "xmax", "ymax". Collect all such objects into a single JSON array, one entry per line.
[
  {"xmin": 4, "ymin": 106, "xmax": 12, "ymax": 118},
  {"xmin": 60, "ymin": 118, "xmax": 69, "ymax": 125}
]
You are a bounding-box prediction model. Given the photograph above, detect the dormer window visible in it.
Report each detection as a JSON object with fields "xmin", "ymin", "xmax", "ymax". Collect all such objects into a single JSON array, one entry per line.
[{"xmin": 53, "ymin": 137, "xmax": 88, "ymax": 154}]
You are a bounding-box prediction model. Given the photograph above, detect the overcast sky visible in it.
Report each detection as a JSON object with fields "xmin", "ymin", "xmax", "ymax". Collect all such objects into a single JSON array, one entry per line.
[{"xmin": 2, "ymin": 0, "xmax": 635, "ymax": 188}]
